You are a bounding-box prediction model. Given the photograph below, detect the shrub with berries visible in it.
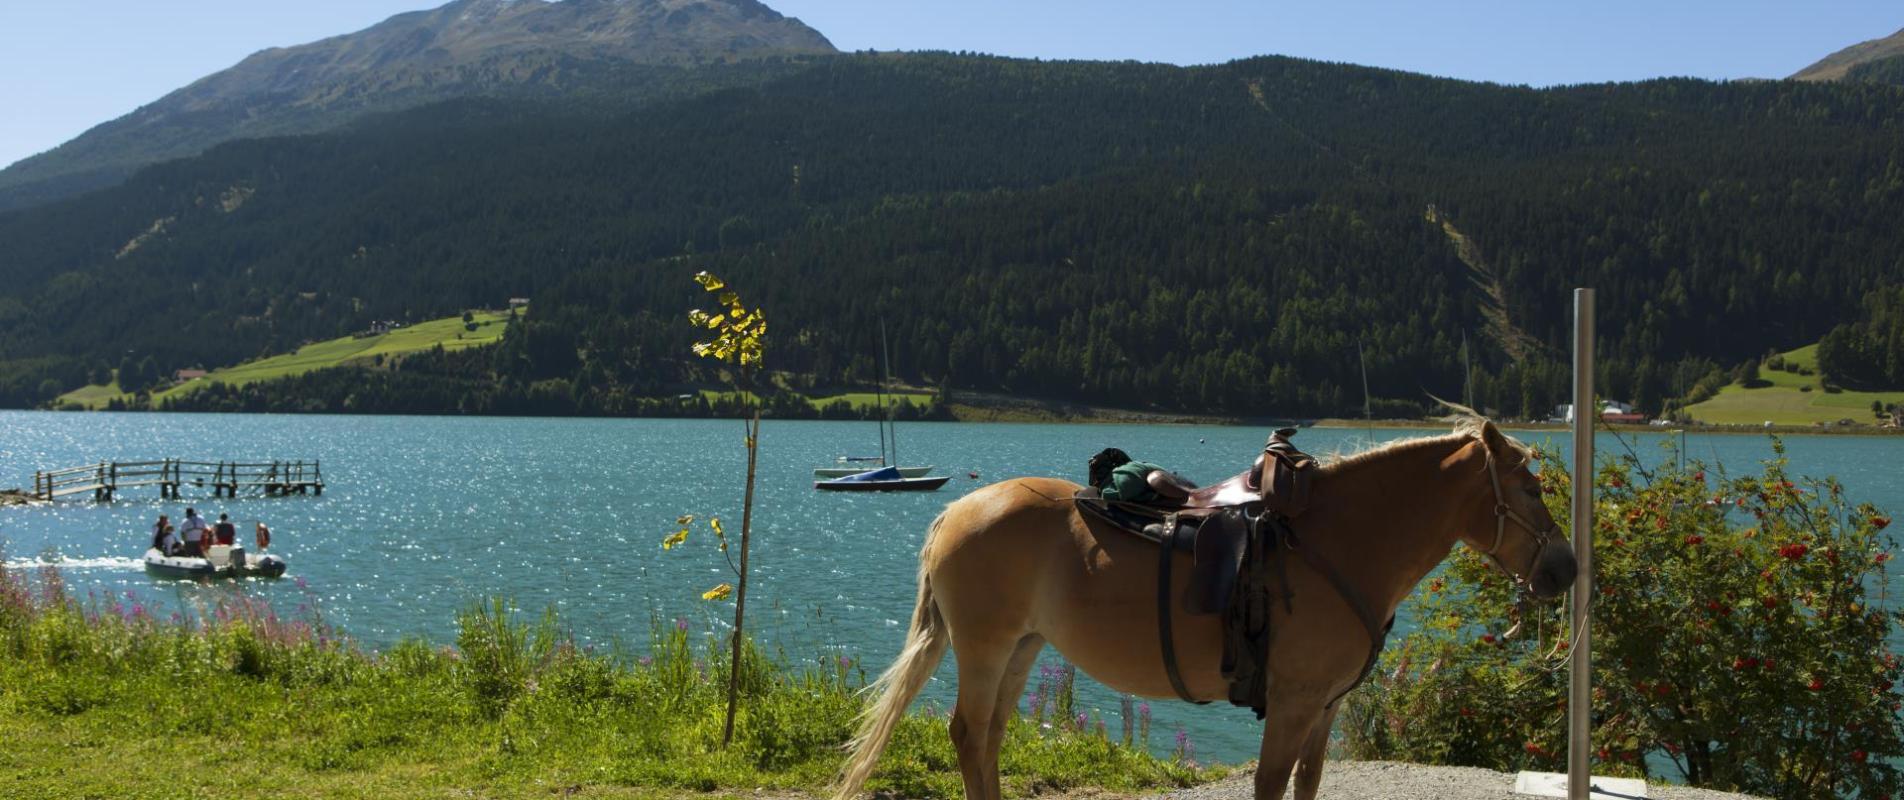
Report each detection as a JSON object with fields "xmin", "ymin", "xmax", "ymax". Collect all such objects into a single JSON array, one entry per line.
[{"xmin": 1343, "ymin": 437, "xmax": 1901, "ymax": 799}]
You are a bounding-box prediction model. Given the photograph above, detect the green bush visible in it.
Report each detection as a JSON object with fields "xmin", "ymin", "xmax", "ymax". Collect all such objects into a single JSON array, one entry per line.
[{"xmin": 1343, "ymin": 438, "xmax": 1901, "ymax": 799}]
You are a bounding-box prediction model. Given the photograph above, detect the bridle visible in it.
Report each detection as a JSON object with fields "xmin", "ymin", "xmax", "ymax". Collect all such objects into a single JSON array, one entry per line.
[{"xmin": 1477, "ymin": 438, "xmax": 1559, "ymax": 586}]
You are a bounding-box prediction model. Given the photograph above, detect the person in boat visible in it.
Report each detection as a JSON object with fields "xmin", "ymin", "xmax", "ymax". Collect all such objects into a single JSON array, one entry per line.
[
  {"xmin": 254, "ymin": 522, "xmax": 271, "ymax": 552},
  {"xmin": 213, "ymin": 513, "xmax": 238, "ymax": 546},
  {"xmin": 1086, "ymin": 447, "xmax": 1195, "ymax": 504},
  {"xmin": 151, "ymin": 515, "xmax": 175, "ymax": 555},
  {"xmin": 177, "ymin": 508, "xmax": 210, "ymax": 557}
]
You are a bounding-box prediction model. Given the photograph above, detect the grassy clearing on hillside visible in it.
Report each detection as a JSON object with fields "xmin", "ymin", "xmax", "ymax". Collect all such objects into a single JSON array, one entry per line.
[
  {"xmin": 698, "ymin": 389, "xmax": 935, "ymax": 412},
  {"xmin": 1684, "ymin": 344, "xmax": 1904, "ymax": 426},
  {"xmin": 53, "ymin": 378, "xmax": 127, "ymax": 410},
  {"xmin": 57, "ymin": 311, "xmax": 513, "ymax": 409},
  {"xmin": 0, "ymin": 566, "xmax": 1212, "ymax": 800}
]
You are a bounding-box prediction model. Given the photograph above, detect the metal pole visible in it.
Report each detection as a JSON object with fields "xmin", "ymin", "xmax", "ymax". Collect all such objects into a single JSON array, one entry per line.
[{"xmin": 1568, "ymin": 289, "xmax": 1595, "ymax": 800}]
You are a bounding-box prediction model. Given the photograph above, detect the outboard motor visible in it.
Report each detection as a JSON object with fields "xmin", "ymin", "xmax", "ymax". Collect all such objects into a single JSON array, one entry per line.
[{"xmin": 230, "ymin": 545, "xmax": 248, "ymax": 571}]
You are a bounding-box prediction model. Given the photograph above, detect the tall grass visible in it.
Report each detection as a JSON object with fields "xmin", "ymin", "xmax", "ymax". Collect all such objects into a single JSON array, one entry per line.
[{"xmin": 0, "ymin": 560, "xmax": 1213, "ymax": 799}]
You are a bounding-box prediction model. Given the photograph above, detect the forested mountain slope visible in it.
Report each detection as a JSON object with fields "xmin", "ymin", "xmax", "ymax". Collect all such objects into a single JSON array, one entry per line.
[
  {"xmin": 3, "ymin": 54, "xmax": 1903, "ymax": 418},
  {"xmin": 0, "ymin": 0, "xmax": 833, "ymax": 211}
]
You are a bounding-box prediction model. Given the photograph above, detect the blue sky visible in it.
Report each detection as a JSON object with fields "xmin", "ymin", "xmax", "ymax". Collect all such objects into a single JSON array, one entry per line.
[{"xmin": 0, "ymin": 0, "xmax": 1897, "ymax": 170}]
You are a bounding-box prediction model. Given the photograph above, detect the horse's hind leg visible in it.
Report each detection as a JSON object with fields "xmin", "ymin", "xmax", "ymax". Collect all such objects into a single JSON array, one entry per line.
[
  {"xmin": 978, "ymin": 635, "xmax": 1046, "ymax": 800},
  {"xmin": 948, "ymin": 632, "xmax": 1024, "ymax": 800},
  {"xmin": 1291, "ymin": 704, "xmax": 1339, "ymax": 800}
]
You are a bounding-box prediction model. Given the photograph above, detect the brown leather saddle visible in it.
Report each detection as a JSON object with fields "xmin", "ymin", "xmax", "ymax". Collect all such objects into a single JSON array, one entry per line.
[
  {"xmin": 1076, "ymin": 429, "xmax": 1317, "ymax": 611},
  {"xmin": 1074, "ymin": 429, "xmax": 1390, "ymax": 718}
]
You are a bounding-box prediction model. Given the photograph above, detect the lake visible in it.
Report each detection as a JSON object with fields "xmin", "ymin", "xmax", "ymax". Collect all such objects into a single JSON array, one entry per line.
[{"xmin": 2, "ymin": 410, "xmax": 1899, "ymax": 763}]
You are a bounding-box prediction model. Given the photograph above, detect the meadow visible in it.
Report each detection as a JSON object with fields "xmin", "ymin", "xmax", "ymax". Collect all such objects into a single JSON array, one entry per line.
[
  {"xmin": 56, "ymin": 311, "xmax": 514, "ymax": 410},
  {"xmin": 0, "ymin": 564, "xmax": 1210, "ymax": 800},
  {"xmin": 1683, "ymin": 344, "xmax": 1904, "ymax": 426}
]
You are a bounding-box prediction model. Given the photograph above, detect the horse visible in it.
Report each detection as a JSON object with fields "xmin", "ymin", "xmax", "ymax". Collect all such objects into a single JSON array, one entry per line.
[{"xmin": 832, "ymin": 415, "xmax": 1578, "ymax": 800}]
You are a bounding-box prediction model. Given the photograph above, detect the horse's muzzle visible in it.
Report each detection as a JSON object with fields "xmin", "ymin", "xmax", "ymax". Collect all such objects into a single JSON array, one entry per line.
[{"xmin": 1528, "ymin": 543, "xmax": 1578, "ymax": 599}]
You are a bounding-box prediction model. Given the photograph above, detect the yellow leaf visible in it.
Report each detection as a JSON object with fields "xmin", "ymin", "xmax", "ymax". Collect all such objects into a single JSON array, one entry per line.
[
  {"xmin": 662, "ymin": 527, "xmax": 689, "ymax": 550},
  {"xmin": 718, "ymin": 291, "xmax": 739, "ymax": 307},
  {"xmin": 694, "ymin": 272, "xmax": 725, "ymax": 291},
  {"xmin": 687, "ymin": 309, "xmax": 710, "ymax": 327},
  {"xmin": 710, "ymin": 517, "xmax": 725, "ymax": 539},
  {"xmin": 691, "ymin": 342, "xmax": 714, "ymax": 357},
  {"xmin": 702, "ymin": 583, "xmax": 734, "ymax": 601},
  {"xmin": 676, "ymin": 515, "xmax": 695, "ymax": 526}
]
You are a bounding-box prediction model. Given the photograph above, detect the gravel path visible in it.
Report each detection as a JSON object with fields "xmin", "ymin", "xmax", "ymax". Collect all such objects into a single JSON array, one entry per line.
[{"xmin": 1157, "ymin": 761, "xmax": 1766, "ymax": 800}]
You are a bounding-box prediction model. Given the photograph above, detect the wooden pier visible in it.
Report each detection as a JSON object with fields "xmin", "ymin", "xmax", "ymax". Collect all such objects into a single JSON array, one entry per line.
[{"xmin": 31, "ymin": 460, "xmax": 324, "ymax": 502}]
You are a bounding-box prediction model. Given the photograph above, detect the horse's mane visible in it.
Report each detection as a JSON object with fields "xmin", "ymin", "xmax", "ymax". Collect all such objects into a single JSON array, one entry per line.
[{"xmin": 1316, "ymin": 404, "xmax": 1531, "ymax": 477}]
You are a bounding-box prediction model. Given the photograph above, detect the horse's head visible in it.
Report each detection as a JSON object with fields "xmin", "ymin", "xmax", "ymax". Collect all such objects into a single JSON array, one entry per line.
[{"xmin": 1458, "ymin": 419, "xmax": 1576, "ymax": 599}]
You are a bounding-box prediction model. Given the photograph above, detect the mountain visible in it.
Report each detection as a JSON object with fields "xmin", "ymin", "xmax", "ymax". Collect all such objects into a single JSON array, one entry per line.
[
  {"xmin": 0, "ymin": 0, "xmax": 834, "ymax": 211},
  {"xmin": 1790, "ymin": 27, "xmax": 1904, "ymax": 82},
  {"xmin": 4, "ymin": 53, "xmax": 1903, "ymax": 419}
]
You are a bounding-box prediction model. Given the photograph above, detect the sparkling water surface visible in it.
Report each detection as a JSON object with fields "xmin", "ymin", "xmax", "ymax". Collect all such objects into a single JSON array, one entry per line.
[{"xmin": 2, "ymin": 411, "xmax": 1899, "ymax": 763}]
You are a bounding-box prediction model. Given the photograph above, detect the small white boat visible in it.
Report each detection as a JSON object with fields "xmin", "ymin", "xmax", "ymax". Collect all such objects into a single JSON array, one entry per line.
[{"xmin": 143, "ymin": 544, "xmax": 287, "ymax": 579}]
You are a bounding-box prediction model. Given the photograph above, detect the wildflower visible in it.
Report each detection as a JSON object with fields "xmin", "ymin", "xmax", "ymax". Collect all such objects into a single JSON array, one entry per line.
[
  {"xmin": 294, "ymin": 575, "xmax": 309, "ymax": 590},
  {"xmin": 1075, "ymin": 712, "xmax": 1088, "ymax": 731},
  {"xmin": 675, "ymin": 617, "xmax": 689, "ymax": 631}
]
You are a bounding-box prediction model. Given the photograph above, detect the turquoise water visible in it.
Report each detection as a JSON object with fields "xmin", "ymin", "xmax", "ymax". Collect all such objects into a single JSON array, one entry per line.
[{"xmin": 1, "ymin": 411, "xmax": 1899, "ymax": 764}]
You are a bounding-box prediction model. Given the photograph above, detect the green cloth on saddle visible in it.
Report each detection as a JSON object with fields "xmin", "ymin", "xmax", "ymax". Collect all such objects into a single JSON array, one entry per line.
[{"xmin": 1101, "ymin": 461, "xmax": 1166, "ymax": 503}]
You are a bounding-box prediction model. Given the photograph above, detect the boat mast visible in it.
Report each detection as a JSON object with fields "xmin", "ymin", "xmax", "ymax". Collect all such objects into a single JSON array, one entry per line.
[
  {"xmin": 874, "ymin": 333, "xmax": 888, "ymax": 467},
  {"xmin": 1359, "ymin": 340, "xmax": 1373, "ymax": 444},
  {"xmin": 881, "ymin": 319, "xmax": 898, "ymax": 467},
  {"xmin": 1462, "ymin": 330, "xmax": 1473, "ymax": 409}
]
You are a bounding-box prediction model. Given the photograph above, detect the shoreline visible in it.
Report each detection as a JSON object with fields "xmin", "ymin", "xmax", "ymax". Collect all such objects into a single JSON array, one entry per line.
[{"xmin": 9, "ymin": 403, "xmax": 1903, "ymax": 437}]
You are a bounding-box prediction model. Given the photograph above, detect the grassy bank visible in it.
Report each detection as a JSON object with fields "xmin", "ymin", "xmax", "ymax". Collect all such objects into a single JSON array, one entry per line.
[
  {"xmin": 56, "ymin": 311, "xmax": 514, "ymax": 410},
  {"xmin": 1684, "ymin": 344, "xmax": 1904, "ymax": 426},
  {"xmin": 0, "ymin": 567, "xmax": 1211, "ymax": 800}
]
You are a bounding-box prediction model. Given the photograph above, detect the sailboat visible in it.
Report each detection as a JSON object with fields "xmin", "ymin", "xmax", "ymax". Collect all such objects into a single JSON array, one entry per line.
[{"xmin": 814, "ymin": 323, "xmax": 947, "ymax": 491}]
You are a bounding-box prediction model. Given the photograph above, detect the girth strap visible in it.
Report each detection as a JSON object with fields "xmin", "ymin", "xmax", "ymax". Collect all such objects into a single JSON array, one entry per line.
[
  {"xmin": 1287, "ymin": 530, "xmax": 1394, "ymax": 709},
  {"xmin": 1156, "ymin": 516, "xmax": 1205, "ymax": 705}
]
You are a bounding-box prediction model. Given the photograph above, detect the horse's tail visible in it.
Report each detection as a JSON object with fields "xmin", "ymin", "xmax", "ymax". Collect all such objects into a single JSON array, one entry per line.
[{"xmin": 832, "ymin": 513, "xmax": 951, "ymax": 800}]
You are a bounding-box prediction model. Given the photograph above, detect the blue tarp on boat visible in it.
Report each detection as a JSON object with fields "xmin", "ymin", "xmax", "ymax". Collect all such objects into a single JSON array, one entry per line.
[{"xmin": 831, "ymin": 466, "xmax": 903, "ymax": 482}]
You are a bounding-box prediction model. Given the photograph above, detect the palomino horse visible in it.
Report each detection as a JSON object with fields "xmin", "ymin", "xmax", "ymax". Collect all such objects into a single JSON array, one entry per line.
[{"xmin": 833, "ymin": 416, "xmax": 1577, "ymax": 800}]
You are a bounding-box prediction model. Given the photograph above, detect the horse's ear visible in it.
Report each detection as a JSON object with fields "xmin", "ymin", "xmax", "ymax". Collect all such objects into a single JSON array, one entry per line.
[{"xmin": 1478, "ymin": 421, "xmax": 1526, "ymax": 468}]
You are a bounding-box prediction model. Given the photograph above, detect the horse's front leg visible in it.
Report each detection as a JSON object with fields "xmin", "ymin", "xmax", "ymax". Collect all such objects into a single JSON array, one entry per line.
[
  {"xmin": 1291, "ymin": 703, "xmax": 1339, "ymax": 800},
  {"xmin": 1254, "ymin": 701, "xmax": 1326, "ymax": 800}
]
